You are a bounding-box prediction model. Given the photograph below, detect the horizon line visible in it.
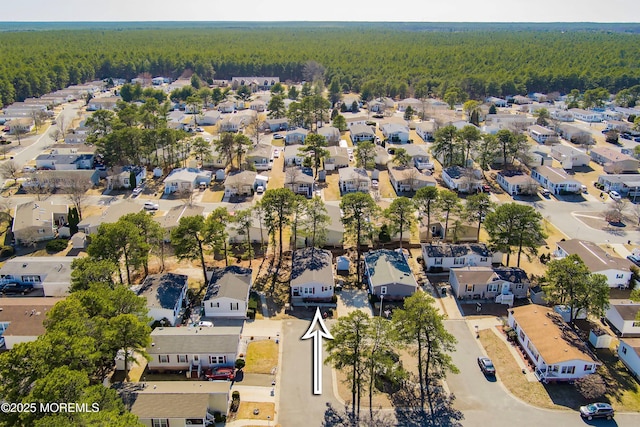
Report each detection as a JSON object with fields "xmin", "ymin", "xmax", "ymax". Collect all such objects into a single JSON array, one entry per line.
[{"xmin": 1, "ymin": 20, "xmax": 639, "ymax": 24}]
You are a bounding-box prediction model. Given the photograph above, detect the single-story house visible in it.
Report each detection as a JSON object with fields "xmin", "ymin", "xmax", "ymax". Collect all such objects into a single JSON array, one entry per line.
[
  {"xmin": 486, "ymin": 97, "xmax": 508, "ymax": 107},
  {"xmin": 219, "ymin": 114, "xmax": 251, "ymax": 133},
  {"xmin": 374, "ymin": 145, "xmax": 390, "ymax": 167},
  {"xmin": 22, "ymin": 170, "xmax": 100, "ymax": 191},
  {"xmin": 597, "ymin": 174, "xmax": 640, "ymax": 197},
  {"xmin": 218, "ymin": 101, "xmax": 235, "ymax": 113},
  {"xmin": 400, "ymin": 144, "xmax": 433, "ymax": 170},
  {"xmin": 202, "ymin": 146, "xmax": 226, "ymax": 170},
  {"xmin": 12, "ymin": 201, "xmax": 68, "ymax": 244},
  {"xmin": 318, "ymin": 126, "xmax": 340, "ymax": 145},
  {"xmin": 345, "ymin": 115, "xmax": 368, "ymax": 129},
  {"xmin": 202, "ymin": 266, "xmax": 252, "ymax": 319},
  {"xmin": 324, "ymin": 204, "xmax": 345, "ymax": 247},
  {"xmin": 364, "ymin": 249, "xmax": 418, "ymax": 299},
  {"xmin": 605, "ymin": 302, "xmax": 640, "ymax": 337},
  {"xmin": 0, "ymin": 297, "xmax": 63, "ymax": 349},
  {"xmin": 388, "ymin": 166, "xmax": 436, "ymax": 193},
  {"xmin": 224, "ymin": 170, "xmax": 257, "ymax": 197},
  {"xmin": 605, "ymin": 120, "xmax": 631, "ymax": 133},
  {"xmin": 106, "ymin": 165, "xmax": 146, "ymax": 190},
  {"xmin": 442, "ymin": 166, "xmax": 483, "ymax": 193},
  {"xmin": 246, "ymin": 144, "xmax": 273, "ymax": 171},
  {"xmin": 569, "ymin": 108, "xmax": 603, "ymax": 123},
  {"xmin": 290, "ymin": 248, "xmax": 334, "ymax": 305},
  {"xmin": 590, "ymin": 147, "xmax": 640, "ymax": 174},
  {"xmin": 420, "ymin": 220, "xmax": 477, "ymax": 243},
  {"xmin": 265, "ymin": 118, "xmax": 289, "ymax": 132},
  {"xmin": 529, "ymin": 125, "xmax": 557, "ymax": 144},
  {"xmin": 531, "ymin": 165, "xmax": 581, "ymax": 194},
  {"xmin": 227, "ymin": 215, "xmax": 268, "ymax": 245},
  {"xmin": 7, "ymin": 118, "xmax": 34, "ymax": 134},
  {"xmin": 78, "ymin": 200, "xmax": 142, "ymax": 235},
  {"xmin": 338, "ymin": 167, "xmax": 370, "ymax": 193},
  {"xmin": 550, "ymin": 109, "xmax": 575, "ymax": 122},
  {"xmin": 285, "ymin": 128, "xmax": 309, "ymax": 145},
  {"xmin": 415, "ymin": 120, "xmax": 437, "ymax": 142},
  {"xmin": 555, "ymin": 239, "xmax": 633, "ymax": 288},
  {"xmin": 381, "ymin": 123, "xmax": 410, "ymax": 143},
  {"xmin": 550, "ymin": 145, "xmax": 590, "ymax": 169},
  {"xmin": 136, "ymin": 273, "xmax": 188, "ymax": 327},
  {"xmin": 87, "ymin": 97, "xmax": 119, "ymax": 111},
  {"xmin": 146, "ymin": 325, "xmax": 242, "ymax": 373},
  {"xmin": 484, "ymin": 113, "xmax": 534, "ymax": 130},
  {"xmin": 558, "ymin": 123, "xmax": 591, "ymax": 143},
  {"xmin": 508, "ymin": 305, "xmax": 600, "ymax": 383},
  {"xmin": 350, "ymin": 124, "xmax": 376, "ymax": 144},
  {"xmin": 618, "ymin": 338, "xmax": 640, "ymax": 381},
  {"xmin": 324, "ymin": 146, "xmax": 350, "ymax": 171},
  {"xmin": 398, "ymin": 97, "xmax": 423, "ymax": 112},
  {"xmin": 284, "ymin": 169, "xmax": 314, "ymax": 197},
  {"xmin": 0, "ymin": 256, "xmax": 77, "ymax": 297},
  {"xmin": 35, "ymin": 153, "xmax": 94, "ymax": 171},
  {"xmin": 449, "ymin": 266, "xmax": 529, "ymax": 305},
  {"xmin": 128, "ymin": 383, "xmax": 230, "ymax": 427},
  {"xmin": 283, "ymin": 144, "xmax": 307, "ymax": 167},
  {"xmin": 368, "ymin": 97, "xmax": 395, "ymax": 113},
  {"xmin": 154, "ymin": 204, "xmax": 205, "ymax": 240},
  {"xmin": 164, "ymin": 168, "xmax": 212, "ymax": 194},
  {"xmin": 249, "ymin": 99, "xmax": 266, "ymax": 112},
  {"xmin": 231, "ymin": 76, "xmax": 279, "ymax": 91},
  {"xmin": 422, "ymin": 243, "xmax": 498, "ymax": 272},
  {"xmin": 512, "ymin": 95, "xmax": 532, "ymax": 105},
  {"xmin": 496, "ymin": 170, "xmax": 538, "ymax": 196},
  {"xmin": 199, "ymin": 110, "xmax": 221, "ymax": 126}
]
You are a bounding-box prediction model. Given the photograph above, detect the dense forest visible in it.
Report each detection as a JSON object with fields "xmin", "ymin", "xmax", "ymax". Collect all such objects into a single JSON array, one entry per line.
[{"xmin": 1, "ymin": 24, "xmax": 640, "ymax": 106}]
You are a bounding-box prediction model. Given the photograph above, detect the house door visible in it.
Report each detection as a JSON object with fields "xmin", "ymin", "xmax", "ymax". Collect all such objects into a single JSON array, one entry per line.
[
  {"xmin": 193, "ymin": 355, "xmax": 199, "ymax": 365},
  {"xmin": 501, "ymin": 282, "xmax": 510, "ymax": 295}
]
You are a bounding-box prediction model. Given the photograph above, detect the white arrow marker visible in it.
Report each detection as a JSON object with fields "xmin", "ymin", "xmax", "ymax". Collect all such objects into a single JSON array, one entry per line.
[{"xmin": 301, "ymin": 307, "xmax": 334, "ymax": 395}]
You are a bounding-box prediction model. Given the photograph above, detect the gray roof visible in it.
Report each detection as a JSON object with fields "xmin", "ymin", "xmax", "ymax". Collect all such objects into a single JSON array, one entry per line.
[
  {"xmin": 164, "ymin": 167, "xmax": 212, "ymax": 183},
  {"xmin": 247, "ymin": 143, "xmax": 272, "ymax": 159},
  {"xmin": 399, "ymin": 144, "xmax": 429, "ymax": 158},
  {"xmin": 556, "ymin": 239, "xmax": 632, "ymax": 273},
  {"xmin": 35, "ymin": 153, "xmax": 93, "ymax": 165},
  {"xmin": 0, "ymin": 256, "xmax": 76, "ymax": 283},
  {"xmin": 205, "ymin": 266, "xmax": 252, "ymax": 301},
  {"xmin": 381, "ymin": 123, "xmax": 409, "ymax": 134},
  {"xmin": 149, "ymin": 325, "xmax": 242, "ymax": 354},
  {"xmin": 78, "ymin": 200, "xmax": 142, "ymax": 232},
  {"xmin": 423, "ymin": 243, "xmax": 491, "ymax": 258},
  {"xmin": 493, "ymin": 267, "xmax": 529, "ymax": 284},
  {"xmin": 136, "ymin": 273, "xmax": 188, "ymax": 310},
  {"xmin": 154, "ymin": 204, "xmax": 204, "ymax": 229},
  {"xmin": 290, "ymin": 248, "xmax": 333, "ymax": 288},
  {"xmin": 591, "ymin": 147, "xmax": 637, "ymax": 163},
  {"xmin": 532, "ymin": 165, "xmax": 578, "ymax": 185},
  {"xmin": 610, "ymin": 303, "xmax": 640, "ymax": 321},
  {"xmin": 364, "ymin": 249, "xmax": 417, "ymax": 289},
  {"xmin": 224, "ymin": 170, "xmax": 257, "ymax": 187},
  {"xmin": 338, "ymin": 167, "xmax": 369, "ymax": 181},
  {"xmin": 318, "ymin": 126, "xmax": 340, "ymax": 138},
  {"xmin": 13, "ymin": 201, "xmax": 67, "ymax": 230},
  {"xmin": 350, "ymin": 124, "xmax": 375, "ymax": 135},
  {"xmin": 497, "ymin": 169, "xmax": 533, "ymax": 185},
  {"xmin": 451, "ymin": 267, "xmax": 496, "ymax": 285}
]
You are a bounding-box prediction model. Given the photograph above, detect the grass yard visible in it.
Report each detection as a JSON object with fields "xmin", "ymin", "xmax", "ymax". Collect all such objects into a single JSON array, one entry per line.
[
  {"xmin": 235, "ymin": 402, "xmax": 275, "ymax": 421},
  {"xmin": 200, "ymin": 188, "xmax": 224, "ymax": 202},
  {"xmin": 596, "ymin": 348, "xmax": 640, "ymax": 411},
  {"xmin": 323, "ymin": 172, "xmax": 341, "ymax": 201},
  {"xmin": 244, "ymin": 340, "xmax": 279, "ymax": 374}
]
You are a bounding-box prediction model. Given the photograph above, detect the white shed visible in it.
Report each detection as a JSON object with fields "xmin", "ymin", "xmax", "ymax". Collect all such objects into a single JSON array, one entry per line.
[{"xmin": 71, "ymin": 232, "xmax": 87, "ymax": 249}]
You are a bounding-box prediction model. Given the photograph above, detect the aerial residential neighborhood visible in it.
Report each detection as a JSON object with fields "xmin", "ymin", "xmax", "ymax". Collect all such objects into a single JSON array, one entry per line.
[{"xmin": 1, "ymin": 20, "xmax": 640, "ymax": 427}]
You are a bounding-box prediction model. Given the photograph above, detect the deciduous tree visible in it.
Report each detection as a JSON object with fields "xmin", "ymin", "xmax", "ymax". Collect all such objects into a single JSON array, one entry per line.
[{"xmin": 384, "ymin": 197, "xmax": 416, "ymax": 249}]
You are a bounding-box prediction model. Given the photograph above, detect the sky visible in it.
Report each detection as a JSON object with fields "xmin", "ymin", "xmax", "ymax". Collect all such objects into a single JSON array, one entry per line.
[{"xmin": 2, "ymin": 0, "xmax": 640, "ymax": 23}]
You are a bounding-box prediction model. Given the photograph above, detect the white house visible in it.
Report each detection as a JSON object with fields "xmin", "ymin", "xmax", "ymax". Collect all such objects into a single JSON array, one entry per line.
[
  {"xmin": 442, "ymin": 166, "xmax": 483, "ymax": 193},
  {"xmin": 0, "ymin": 256, "xmax": 77, "ymax": 297},
  {"xmin": 590, "ymin": 147, "xmax": 640, "ymax": 174},
  {"xmin": 508, "ymin": 305, "xmax": 599, "ymax": 383},
  {"xmin": 223, "ymin": 170, "xmax": 257, "ymax": 197},
  {"xmin": 401, "ymin": 144, "xmax": 433, "ymax": 170},
  {"xmin": 345, "ymin": 115, "xmax": 368, "ymax": 129},
  {"xmin": 496, "ymin": 170, "xmax": 538, "ymax": 196},
  {"xmin": 531, "ymin": 165, "xmax": 581, "ymax": 194},
  {"xmin": 350, "ymin": 124, "xmax": 376, "ymax": 143},
  {"xmin": 146, "ymin": 325, "xmax": 241, "ymax": 373},
  {"xmin": 202, "ymin": 266, "xmax": 252, "ymax": 319},
  {"xmin": 324, "ymin": 146, "xmax": 350, "ymax": 171},
  {"xmin": 421, "ymin": 243, "xmax": 498, "ymax": 272},
  {"xmin": 555, "ymin": 239, "xmax": 633, "ymax": 288},
  {"xmin": 550, "ymin": 144, "xmax": 590, "ymax": 169},
  {"xmin": 290, "ymin": 248, "xmax": 334, "ymax": 305},
  {"xmin": 318, "ymin": 126, "xmax": 340, "ymax": 145},
  {"xmin": 199, "ymin": 110, "xmax": 221, "ymax": 126},
  {"xmin": 388, "ymin": 166, "xmax": 436, "ymax": 194},
  {"xmin": 558, "ymin": 123, "xmax": 591, "ymax": 142},
  {"xmin": 364, "ymin": 249, "xmax": 418, "ymax": 299},
  {"xmin": 381, "ymin": 123, "xmax": 410, "ymax": 143},
  {"xmin": 283, "ymin": 144, "xmax": 307, "ymax": 167},
  {"xmin": 78, "ymin": 200, "xmax": 142, "ymax": 235},
  {"xmin": 569, "ymin": 108, "xmax": 603, "ymax": 123},
  {"xmin": 163, "ymin": 168, "xmax": 212, "ymax": 194},
  {"xmin": 12, "ymin": 201, "xmax": 68, "ymax": 244},
  {"xmin": 416, "ymin": 120, "xmax": 437, "ymax": 142},
  {"xmin": 338, "ymin": 167, "xmax": 370, "ymax": 193},
  {"xmin": 0, "ymin": 298, "xmax": 63, "ymax": 349},
  {"xmin": 528, "ymin": 125, "xmax": 557, "ymax": 144},
  {"xmin": 136, "ymin": 273, "xmax": 188, "ymax": 327},
  {"xmin": 285, "ymin": 128, "xmax": 309, "ymax": 145},
  {"xmin": 597, "ymin": 174, "xmax": 640, "ymax": 197},
  {"xmin": 398, "ymin": 97, "xmax": 423, "ymax": 112},
  {"xmin": 605, "ymin": 302, "xmax": 640, "ymax": 337},
  {"xmin": 324, "ymin": 204, "xmax": 345, "ymax": 247},
  {"xmin": 618, "ymin": 338, "xmax": 640, "ymax": 381},
  {"xmin": 246, "ymin": 144, "xmax": 273, "ymax": 171}
]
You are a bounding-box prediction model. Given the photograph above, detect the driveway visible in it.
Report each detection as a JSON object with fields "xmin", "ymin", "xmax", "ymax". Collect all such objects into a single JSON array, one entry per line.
[
  {"xmin": 335, "ymin": 288, "xmax": 373, "ymax": 317},
  {"xmin": 445, "ymin": 319, "xmax": 640, "ymax": 427}
]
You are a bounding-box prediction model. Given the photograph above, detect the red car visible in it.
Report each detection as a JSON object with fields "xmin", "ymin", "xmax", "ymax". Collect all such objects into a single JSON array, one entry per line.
[{"xmin": 204, "ymin": 367, "xmax": 235, "ymax": 381}]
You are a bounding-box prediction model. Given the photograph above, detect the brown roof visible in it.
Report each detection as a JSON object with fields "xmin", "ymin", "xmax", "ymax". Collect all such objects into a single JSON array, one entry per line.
[
  {"xmin": 0, "ymin": 298, "xmax": 63, "ymax": 336},
  {"xmin": 622, "ymin": 338, "xmax": 640, "ymax": 352},
  {"xmin": 556, "ymin": 239, "xmax": 632, "ymax": 273},
  {"xmin": 129, "ymin": 393, "xmax": 209, "ymax": 419},
  {"xmin": 511, "ymin": 305, "xmax": 598, "ymax": 365},
  {"xmin": 451, "ymin": 267, "xmax": 496, "ymax": 284},
  {"xmin": 611, "ymin": 303, "xmax": 640, "ymax": 321}
]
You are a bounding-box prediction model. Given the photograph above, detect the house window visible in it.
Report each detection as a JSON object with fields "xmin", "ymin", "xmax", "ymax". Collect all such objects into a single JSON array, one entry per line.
[
  {"xmin": 526, "ymin": 341, "xmax": 539, "ymax": 361},
  {"xmin": 561, "ymin": 366, "xmax": 576, "ymax": 375},
  {"xmin": 519, "ymin": 330, "xmax": 525, "ymax": 341},
  {"xmin": 616, "ymin": 273, "xmax": 624, "ymax": 279},
  {"xmin": 209, "ymin": 356, "xmax": 226, "ymax": 364},
  {"xmin": 480, "ymin": 257, "xmax": 488, "ymax": 262},
  {"xmin": 622, "ymin": 346, "xmax": 627, "ymax": 354},
  {"xmin": 293, "ymin": 288, "xmax": 300, "ymax": 297},
  {"xmin": 21, "ymin": 275, "xmax": 42, "ymax": 283},
  {"xmin": 434, "ymin": 258, "xmax": 443, "ymax": 265},
  {"xmin": 230, "ymin": 302, "xmax": 239, "ymax": 311},
  {"xmin": 516, "ymin": 283, "xmax": 524, "ymax": 290},
  {"xmin": 487, "ymin": 284, "xmax": 498, "ymax": 293},
  {"xmin": 453, "ymin": 257, "xmax": 465, "ymax": 265},
  {"xmin": 152, "ymin": 420, "xmax": 169, "ymax": 427},
  {"xmin": 193, "ymin": 355, "xmax": 199, "ymax": 362},
  {"xmin": 178, "ymin": 355, "xmax": 188, "ymax": 363},
  {"xmin": 584, "ymin": 364, "xmax": 593, "ymax": 371},
  {"xmin": 633, "ymin": 321, "xmax": 640, "ymax": 327},
  {"xmin": 210, "ymin": 302, "xmax": 220, "ymax": 308},
  {"xmin": 466, "ymin": 285, "xmax": 474, "ymax": 293},
  {"xmin": 159, "ymin": 355, "xmax": 169, "ymax": 363},
  {"xmin": 380, "ymin": 286, "xmax": 387, "ymax": 295}
]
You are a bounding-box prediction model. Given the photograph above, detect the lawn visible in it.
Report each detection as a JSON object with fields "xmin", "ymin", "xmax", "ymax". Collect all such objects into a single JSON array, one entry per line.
[
  {"xmin": 244, "ymin": 340, "xmax": 279, "ymax": 374},
  {"xmin": 596, "ymin": 348, "xmax": 640, "ymax": 411},
  {"xmin": 323, "ymin": 172, "xmax": 341, "ymax": 201},
  {"xmin": 235, "ymin": 402, "xmax": 275, "ymax": 421}
]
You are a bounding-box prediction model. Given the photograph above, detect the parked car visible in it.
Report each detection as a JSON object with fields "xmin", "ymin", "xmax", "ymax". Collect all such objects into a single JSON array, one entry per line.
[
  {"xmin": 620, "ymin": 133, "xmax": 632, "ymax": 140},
  {"xmin": 627, "ymin": 255, "xmax": 640, "ymax": 267},
  {"xmin": 132, "ymin": 187, "xmax": 143, "ymax": 196},
  {"xmin": 1, "ymin": 282, "xmax": 35, "ymax": 295},
  {"xmin": 273, "ymin": 148, "xmax": 280, "ymax": 158},
  {"xmin": 371, "ymin": 180, "xmax": 379, "ymax": 189},
  {"xmin": 143, "ymin": 201, "xmax": 159, "ymax": 210},
  {"xmin": 204, "ymin": 367, "xmax": 235, "ymax": 381},
  {"xmin": 579, "ymin": 403, "xmax": 614, "ymax": 420},
  {"xmin": 197, "ymin": 320, "xmax": 213, "ymax": 327},
  {"xmin": 195, "ymin": 127, "xmax": 204, "ymax": 132},
  {"xmin": 634, "ymin": 137, "xmax": 640, "ymax": 143},
  {"xmin": 609, "ymin": 190, "xmax": 622, "ymax": 201},
  {"xmin": 481, "ymin": 184, "xmax": 491, "ymax": 193},
  {"xmin": 540, "ymin": 188, "xmax": 551, "ymax": 197},
  {"xmin": 273, "ymin": 133, "xmax": 284, "ymax": 139},
  {"xmin": 256, "ymin": 185, "xmax": 265, "ymax": 194},
  {"xmin": 477, "ymin": 357, "xmax": 496, "ymax": 375}
]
